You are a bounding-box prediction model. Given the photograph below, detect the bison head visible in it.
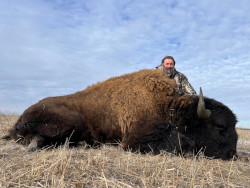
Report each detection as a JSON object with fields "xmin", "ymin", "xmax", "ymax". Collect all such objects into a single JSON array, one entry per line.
[{"xmin": 191, "ymin": 88, "xmax": 238, "ymax": 160}]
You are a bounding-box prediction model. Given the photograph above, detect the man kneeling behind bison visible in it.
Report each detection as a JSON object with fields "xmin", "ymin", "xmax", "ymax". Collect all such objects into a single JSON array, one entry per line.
[{"xmin": 2, "ymin": 69, "xmax": 238, "ymax": 160}]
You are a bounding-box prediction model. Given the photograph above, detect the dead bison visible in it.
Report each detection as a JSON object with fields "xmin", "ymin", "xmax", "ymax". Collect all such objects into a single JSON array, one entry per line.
[{"xmin": 3, "ymin": 69, "xmax": 238, "ymax": 160}]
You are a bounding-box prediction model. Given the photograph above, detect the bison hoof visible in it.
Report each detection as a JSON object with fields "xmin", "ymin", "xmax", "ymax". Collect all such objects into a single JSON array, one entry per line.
[
  {"xmin": 27, "ymin": 136, "xmax": 43, "ymax": 152},
  {"xmin": 27, "ymin": 144, "xmax": 37, "ymax": 152}
]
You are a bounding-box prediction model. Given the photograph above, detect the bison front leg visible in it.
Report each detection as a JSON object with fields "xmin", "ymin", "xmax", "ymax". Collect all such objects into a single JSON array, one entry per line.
[
  {"xmin": 122, "ymin": 123, "xmax": 195, "ymax": 155},
  {"xmin": 27, "ymin": 136, "xmax": 44, "ymax": 152}
]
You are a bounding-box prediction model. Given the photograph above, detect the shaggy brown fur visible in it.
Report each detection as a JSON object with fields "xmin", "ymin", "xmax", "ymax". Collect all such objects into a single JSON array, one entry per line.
[
  {"xmin": 5, "ymin": 69, "xmax": 180, "ymax": 146},
  {"xmin": 3, "ymin": 69, "xmax": 238, "ymax": 160}
]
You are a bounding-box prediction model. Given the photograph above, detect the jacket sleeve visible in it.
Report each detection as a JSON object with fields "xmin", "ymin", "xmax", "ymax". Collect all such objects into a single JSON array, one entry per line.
[{"xmin": 181, "ymin": 76, "xmax": 197, "ymax": 95}]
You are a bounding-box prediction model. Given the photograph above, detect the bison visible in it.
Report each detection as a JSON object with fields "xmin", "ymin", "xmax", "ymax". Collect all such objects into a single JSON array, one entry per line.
[{"xmin": 2, "ymin": 69, "xmax": 238, "ymax": 160}]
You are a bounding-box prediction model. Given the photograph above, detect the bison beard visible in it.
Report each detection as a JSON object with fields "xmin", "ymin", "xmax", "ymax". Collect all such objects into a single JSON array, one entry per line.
[{"xmin": 2, "ymin": 69, "xmax": 238, "ymax": 160}]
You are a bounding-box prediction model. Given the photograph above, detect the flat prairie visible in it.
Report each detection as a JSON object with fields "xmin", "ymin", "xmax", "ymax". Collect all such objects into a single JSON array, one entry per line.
[{"xmin": 0, "ymin": 114, "xmax": 249, "ymax": 187}]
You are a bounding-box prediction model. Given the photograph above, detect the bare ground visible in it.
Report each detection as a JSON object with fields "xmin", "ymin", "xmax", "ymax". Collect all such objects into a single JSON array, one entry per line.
[{"xmin": 0, "ymin": 114, "xmax": 250, "ymax": 187}]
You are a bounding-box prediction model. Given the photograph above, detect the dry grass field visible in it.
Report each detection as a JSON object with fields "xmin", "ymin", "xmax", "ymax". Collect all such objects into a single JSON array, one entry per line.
[{"xmin": 0, "ymin": 114, "xmax": 249, "ymax": 187}]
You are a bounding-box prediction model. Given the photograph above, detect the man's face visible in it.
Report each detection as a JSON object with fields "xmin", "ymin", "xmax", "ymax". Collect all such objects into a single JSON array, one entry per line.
[{"xmin": 163, "ymin": 59, "xmax": 175, "ymax": 68}]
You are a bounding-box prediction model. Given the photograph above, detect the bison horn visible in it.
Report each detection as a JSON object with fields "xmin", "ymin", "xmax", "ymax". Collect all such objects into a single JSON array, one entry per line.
[{"xmin": 197, "ymin": 87, "xmax": 211, "ymax": 119}]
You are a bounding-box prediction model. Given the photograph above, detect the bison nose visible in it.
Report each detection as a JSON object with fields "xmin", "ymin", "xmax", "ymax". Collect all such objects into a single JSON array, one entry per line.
[
  {"xmin": 233, "ymin": 154, "xmax": 238, "ymax": 161},
  {"xmin": 228, "ymin": 150, "xmax": 237, "ymax": 161}
]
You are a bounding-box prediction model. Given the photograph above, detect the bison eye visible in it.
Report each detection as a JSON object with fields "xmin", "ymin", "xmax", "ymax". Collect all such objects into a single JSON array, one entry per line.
[
  {"xmin": 214, "ymin": 122, "xmax": 226, "ymax": 130},
  {"xmin": 216, "ymin": 126, "xmax": 224, "ymax": 131}
]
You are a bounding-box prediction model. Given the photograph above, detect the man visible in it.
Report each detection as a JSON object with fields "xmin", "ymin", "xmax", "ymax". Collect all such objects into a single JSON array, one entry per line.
[{"xmin": 156, "ymin": 56, "xmax": 197, "ymax": 95}]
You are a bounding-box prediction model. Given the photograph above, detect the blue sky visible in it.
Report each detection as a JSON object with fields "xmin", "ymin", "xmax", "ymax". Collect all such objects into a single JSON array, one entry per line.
[{"xmin": 0, "ymin": 0, "xmax": 250, "ymax": 127}]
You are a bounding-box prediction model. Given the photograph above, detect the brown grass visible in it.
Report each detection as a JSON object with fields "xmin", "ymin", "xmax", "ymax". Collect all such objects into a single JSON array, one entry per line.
[
  {"xmin": 0, "ymin": 114, "xmax": 250, "ymax": 187},
  {"xmin": 236, "ymin": 128, "xmax": 250, "ymax": 157}
]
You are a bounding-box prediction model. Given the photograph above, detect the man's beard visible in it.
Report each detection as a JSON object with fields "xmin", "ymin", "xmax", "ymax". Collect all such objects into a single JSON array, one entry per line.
[{"xmin": 163, "ymin": 67, "xmax": 176, "ymax": 78}]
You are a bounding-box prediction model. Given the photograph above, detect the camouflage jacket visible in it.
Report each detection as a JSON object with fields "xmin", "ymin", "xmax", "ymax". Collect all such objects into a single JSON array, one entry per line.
[{"xmin": 156, "ymin": 65, "xmax": 197, "ymax": 96}]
